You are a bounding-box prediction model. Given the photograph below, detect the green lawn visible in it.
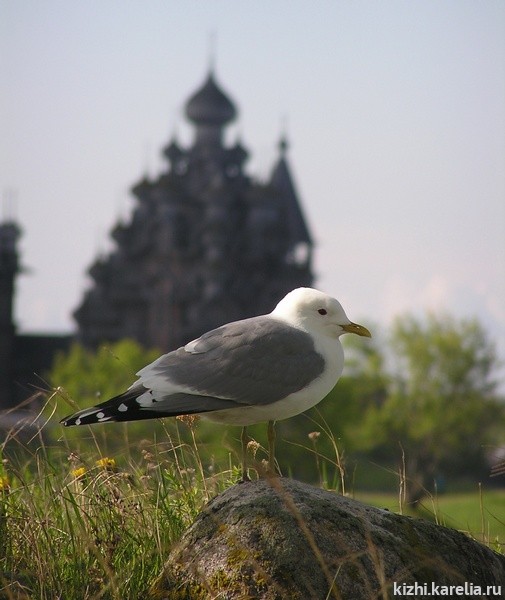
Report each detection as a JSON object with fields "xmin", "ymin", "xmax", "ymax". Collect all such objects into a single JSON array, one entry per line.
[{"xmin": 355, "ymin": 488, "xmax": 505, "ymax": 552}]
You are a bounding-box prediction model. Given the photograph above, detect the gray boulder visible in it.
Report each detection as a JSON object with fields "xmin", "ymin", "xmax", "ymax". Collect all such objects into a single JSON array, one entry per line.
[{"xmin": 151, "ymin": 478, "xmax": 505, "ymax": 599}]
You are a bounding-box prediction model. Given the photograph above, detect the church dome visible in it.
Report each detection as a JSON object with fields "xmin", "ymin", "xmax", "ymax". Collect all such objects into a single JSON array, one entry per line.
[{"xmin": 185, "ymin": 71, "xmax": 237, "ymax": 126}]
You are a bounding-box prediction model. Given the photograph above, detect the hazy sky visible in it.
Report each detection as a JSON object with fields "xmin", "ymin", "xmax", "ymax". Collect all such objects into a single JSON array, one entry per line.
[{"xmin": 2, "ymin": 2, "xmax": 504, "ymax": 379}]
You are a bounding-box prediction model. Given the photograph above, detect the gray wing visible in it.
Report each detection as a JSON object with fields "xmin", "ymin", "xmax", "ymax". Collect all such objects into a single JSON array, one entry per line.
[
  {"xmin": 138, "ymin": 315, "xmax": 326, "ymax": 406},
  {"xmin": 60, "ymin": 316, "xmax": 326, "ymax": 427}
]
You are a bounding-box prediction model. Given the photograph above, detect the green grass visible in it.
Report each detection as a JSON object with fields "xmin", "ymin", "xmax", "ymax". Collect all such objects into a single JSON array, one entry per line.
[
  {"xmin": 0, "ymin": 424, "xmax": 239, "ymax": 600},
  {"xmin": 1, "ymin": 419, "xmax": 503, "ymax": 599},
  {"xmin": 355, "ymin": 488, "xmax": 505, "ymax": 552}
]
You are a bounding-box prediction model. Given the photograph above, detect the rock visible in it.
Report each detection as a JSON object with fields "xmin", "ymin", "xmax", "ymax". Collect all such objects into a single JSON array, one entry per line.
[{"xmin": 150, "ymin": 478, "xmax": 505, "ymax": 600}]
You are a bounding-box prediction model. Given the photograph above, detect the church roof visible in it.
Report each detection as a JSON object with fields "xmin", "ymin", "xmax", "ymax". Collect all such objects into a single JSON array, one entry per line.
[
  {"xmin": 270, "ymin": 137, "xmax": 313, "ymax": 245},
  {"xmin": 185, "ymin": 71, "xmax": 237, "ymax": 126}
]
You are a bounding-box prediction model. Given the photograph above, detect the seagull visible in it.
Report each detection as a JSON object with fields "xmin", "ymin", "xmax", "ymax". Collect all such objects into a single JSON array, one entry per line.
[{"xmin": 61, "ymin": 288, "xmax": 371, "ymax": 480}]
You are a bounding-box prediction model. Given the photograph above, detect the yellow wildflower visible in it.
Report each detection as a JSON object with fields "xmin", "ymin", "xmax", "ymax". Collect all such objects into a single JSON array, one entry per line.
[
  {"xmin": 0, "ymin": 475, "xmax": 10, "ymax": 493},
  {"xmin": 96, "ymin": 457, "xmax": 116, "ymax": 471},
  {"xmin": 71, "ymin": 467, "xmax": 87, "ymax": 480}
]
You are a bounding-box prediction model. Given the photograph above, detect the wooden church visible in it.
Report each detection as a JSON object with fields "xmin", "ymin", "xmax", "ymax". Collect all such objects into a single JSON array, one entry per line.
[{"xmin": 74, "ymin": 69, "xmax": 315, "ymax": 351}]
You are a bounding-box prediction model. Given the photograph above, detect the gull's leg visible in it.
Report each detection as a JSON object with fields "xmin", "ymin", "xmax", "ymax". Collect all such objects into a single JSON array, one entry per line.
[
  {"xmin": 240, "ymin": 426, "xmax": 251, "ymax": 482},
  {"xmin": 267, "ymin": 420, "xmax": 277, "ymax": 475}
]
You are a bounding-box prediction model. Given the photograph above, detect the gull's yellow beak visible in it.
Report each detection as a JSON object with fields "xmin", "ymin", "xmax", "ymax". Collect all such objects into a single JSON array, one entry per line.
[{"xmin": 341, "ymin": 322, "xmax": 372, "ymax": 338}]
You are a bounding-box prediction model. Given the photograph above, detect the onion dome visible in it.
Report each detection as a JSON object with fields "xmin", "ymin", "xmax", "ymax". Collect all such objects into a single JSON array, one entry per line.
[
  {"xmin": 131, "ymin": 176, "xmax": 152, "ymax": 203},
  {"xmin": 185, "ymin": 71, "xmax": 237, "ymax": 126},
  {"xmin": 227, "ymin": 139, "xmax": 249, "ymax": 166},
  {"xmin": 278, "ymin": 134, "xmax": 289, "ymax": 156},
  {"xmin": 163, "ymin": 138, "xmax": 184, "ymax": 163}
]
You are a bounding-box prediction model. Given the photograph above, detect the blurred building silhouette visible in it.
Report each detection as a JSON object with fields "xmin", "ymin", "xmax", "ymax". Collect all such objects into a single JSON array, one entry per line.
[
  {"xmin": 0, "ymin": 221, "xmax": 71, "ymax": 410},
  {"xmin": 0, "ymin": 67, "xmax": 314, "ymax": 412},
  {"xmin": 74, "ymin": 69, "xmax": 314, "ymax": 350}
]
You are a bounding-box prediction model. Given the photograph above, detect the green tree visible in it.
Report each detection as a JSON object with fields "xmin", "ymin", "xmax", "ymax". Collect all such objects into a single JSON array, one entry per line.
[
  {"xmin": 358, "ymin": 313, "xmax": 504, "ymax": 504},
  {"xmin": 50, "ymin": 339, "xmax": 160, "ymax": 409},
  {"xmin": 48, "ymin": 339, "xmax": 161, "ymax": 445}
]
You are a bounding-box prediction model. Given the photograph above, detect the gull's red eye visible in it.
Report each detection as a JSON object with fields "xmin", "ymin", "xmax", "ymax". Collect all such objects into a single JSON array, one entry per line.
[{"xmin": 318, "ymin": 308, "xmax": 327, "ymax": 315}]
